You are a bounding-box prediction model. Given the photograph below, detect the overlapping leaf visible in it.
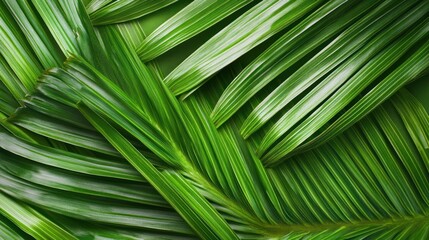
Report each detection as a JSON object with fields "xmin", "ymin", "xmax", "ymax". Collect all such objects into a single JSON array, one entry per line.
[{"xmin": 0, "ymin": 0, "xmax": 428, "ymax": 239}]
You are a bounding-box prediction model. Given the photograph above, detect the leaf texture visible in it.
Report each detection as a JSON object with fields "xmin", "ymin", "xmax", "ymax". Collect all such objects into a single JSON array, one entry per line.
[{"xmin": 0, "ymin": 0, "xmax": 428, "ymax": 239}]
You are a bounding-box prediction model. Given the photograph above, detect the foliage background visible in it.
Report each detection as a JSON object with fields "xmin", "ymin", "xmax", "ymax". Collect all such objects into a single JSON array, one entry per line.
[{"xmin": 0, "ymin": 0, "xmax": 428, "ymax": 239}]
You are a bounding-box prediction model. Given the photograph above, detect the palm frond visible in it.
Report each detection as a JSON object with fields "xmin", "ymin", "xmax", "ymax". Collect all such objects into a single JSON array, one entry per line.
[{"xmin": 0, "ymin": 0, "xmax": 428, "ymax": 239}]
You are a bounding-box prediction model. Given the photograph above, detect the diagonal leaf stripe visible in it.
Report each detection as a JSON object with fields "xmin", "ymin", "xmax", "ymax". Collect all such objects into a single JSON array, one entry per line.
[
  {"xmin": 241, "ymin": 0, "xmax": 425, "ymax": 139},
  {"xmin": 211, "ymin": 0, "xmax": 378, "ymax": 127},
  {"xmin": 164, "ymin": 0, "xmax": 324, "ymax": 95},
  {"xmin": 0, "ymin": 214, "xmax": 28, "ymax": 240},
  {"xmin": 261, "ymin": 10, "xmax": 429, "ymax": 165},
  {"xmin": 137, "ymin": 0, "xmax": 254, "ymax": 62},
  {"xmin": 0, "ymin": 151, "xmax": 165, "ymax": 206},
  {"xmin": 265, "ymin": 91, "xmax": 429, "ymax": 238},
  {"xmin": 0, "ymin": 126, "xmax": 143, "ymax": 181},
  {"xmin": 290, "ymin": 28, "xmax": 429, "ymax": 160},
  {"xmin": 46, "ymin": 58, "xmax": 185, "ymax": 169},
  {"xmin": 0, "ymin": 191, "xmax": 76, "ymax": 239},
  {"xmin": 79, "ymin": 104, "xmax": 239, "ymax": 239}
]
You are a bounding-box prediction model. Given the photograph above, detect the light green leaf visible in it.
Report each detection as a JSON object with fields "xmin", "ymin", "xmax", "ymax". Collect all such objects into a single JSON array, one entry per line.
[
  {"xmin": 0, "ymin": 151, "xmax": 164, "ymax": 206},
  {"xmin": 0, "ymin": 168, "xmax": 190, "ymax": 234},
  {"xmin": 46, "ymin": 57, "xmax": 185, "ymax": 168},
  {"xmin": 0, "ymin": 126, "xmax": 143, "ymax": 181},
  {"xmin": 211, "ymin": 0, "xmax": 375, "ymax": 127},
  {"xmin": 241, "ymin": 0, "xmax": 422, "ymax": 139},
  {"xmin": 164, "ymin": 0, "xmax": 324, "ymax": 95},
  {"xmin": 256, "ymin": 2, "xmax": 429, "ymax": 165},
  {"xmin": 0, "ymin": 1, "xmax": 41, "ymax": 92},
  {"xmin": 290, "ymin": 23, "xmax": 429, "ymax": 160},
  {"xmin": 0, "ymin": 215, "xmax": 27, "ymax": 240},
  {"xmin": 3, "ymin": 0, "xmax": 64, "ymax": 68},
  {"xmin": 10, "ymin": 108, "xmax": 118, "ymax": 156},
  {"xmin": 0, "ymin": 191, "xmax": 76, "ymax": 239},
  {"xmin": 137, "ymin": 0, "xmax": 254, "ymax": 61},
  {"xmin": 89, "ymin": 0, "xmax": 178, "ymax": 25}
]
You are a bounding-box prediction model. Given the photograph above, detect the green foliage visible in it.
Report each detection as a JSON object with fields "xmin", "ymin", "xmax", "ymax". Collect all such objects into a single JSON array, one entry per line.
[{"xmin": 0, "ymin": 0, "xmax": 428, "ymax": 239}]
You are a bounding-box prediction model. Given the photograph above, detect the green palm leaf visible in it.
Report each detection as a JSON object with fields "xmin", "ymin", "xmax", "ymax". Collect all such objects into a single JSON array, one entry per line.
[
  {"xmin": 136, "ymin": 0, "xmax": 254, "ymax": 62},
  {"xmin": 0, "ymin": 0, "xmax": 428, "ymax": 239},
  {"xmin": 88, "ymin": 0, "xmax": 178, "ymax": 25}
]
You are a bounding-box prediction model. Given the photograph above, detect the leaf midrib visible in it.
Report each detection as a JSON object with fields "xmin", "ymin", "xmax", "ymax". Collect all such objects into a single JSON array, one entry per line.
[{"xmin": 261, "ymin": 213, "xmax": 429, "ymax": 237}]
